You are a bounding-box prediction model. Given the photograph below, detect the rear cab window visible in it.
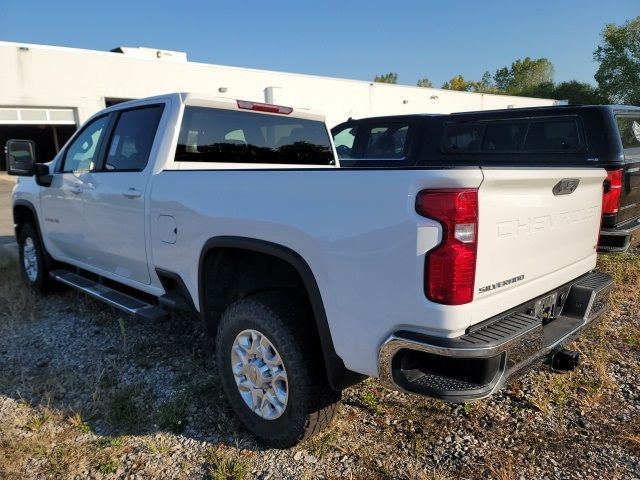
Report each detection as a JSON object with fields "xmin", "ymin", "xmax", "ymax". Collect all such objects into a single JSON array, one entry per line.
[
  {"xmin": 332, "ymin": 120, "xmax": 414, "ymax": 167},
  {"xmin": 174, "ymin": 106, "xmax": 334, "ymax": 166}
]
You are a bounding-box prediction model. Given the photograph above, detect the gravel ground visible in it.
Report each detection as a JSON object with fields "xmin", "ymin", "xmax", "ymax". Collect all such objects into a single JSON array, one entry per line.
[{"xmin": 0, "ymin": 253, "xmax": 639, "ymax": 480}]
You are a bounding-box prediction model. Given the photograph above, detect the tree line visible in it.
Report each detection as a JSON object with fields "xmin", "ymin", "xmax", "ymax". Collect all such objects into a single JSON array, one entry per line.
[{"xmin": 373, "ymin": 16, "xmax": 640, "ymax": 105}]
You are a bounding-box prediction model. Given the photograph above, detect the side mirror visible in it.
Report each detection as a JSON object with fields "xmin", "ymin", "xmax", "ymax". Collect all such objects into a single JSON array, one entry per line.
[{"xmin": 6, "ymin": 139, "xmax": 36, "ymax": 176}]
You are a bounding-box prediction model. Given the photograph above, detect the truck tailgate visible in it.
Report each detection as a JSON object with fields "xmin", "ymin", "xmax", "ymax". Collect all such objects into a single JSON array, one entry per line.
[{"xmin": 474, "ymin": 168, "xmax": 605, "ymax": 305}]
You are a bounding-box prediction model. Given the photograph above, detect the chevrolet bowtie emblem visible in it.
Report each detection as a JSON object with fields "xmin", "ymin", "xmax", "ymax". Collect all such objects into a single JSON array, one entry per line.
[{"xmin": 552, "ymin": 178, "xmax": 580, "ymax": 196}]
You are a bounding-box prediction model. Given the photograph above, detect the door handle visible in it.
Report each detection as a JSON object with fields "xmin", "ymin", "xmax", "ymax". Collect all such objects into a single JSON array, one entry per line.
[
  {"xmin": 123, "ymin": 188, "xmax": 142, "ymax": 199},
  {"xmin": 70, "ymin": 184, "xmax": 83, "ymax": 194}
]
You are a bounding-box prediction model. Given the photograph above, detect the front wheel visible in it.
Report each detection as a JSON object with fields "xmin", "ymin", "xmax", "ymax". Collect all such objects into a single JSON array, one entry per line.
[
  {"xmin": 17, "ymin": 223, "xmax": 54, "ymax": 293},
  {"xmin": 215, "ymin": 292, "xmax": 341, "ymax": 448}
]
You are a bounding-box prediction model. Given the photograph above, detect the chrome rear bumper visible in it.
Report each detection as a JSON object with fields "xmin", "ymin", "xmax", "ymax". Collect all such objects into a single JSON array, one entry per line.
[{"xmin": 378, "ymin": 271, "xmax": 613, "ymax": 402}]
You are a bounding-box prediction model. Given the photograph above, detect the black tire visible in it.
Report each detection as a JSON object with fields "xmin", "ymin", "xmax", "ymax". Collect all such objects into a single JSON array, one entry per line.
[
  {"xmin": 17, "ymin": 223, "xmax": 55, "ymax": 293},
  {"xmin": 215, "ymin": 292, "xmax": 341, "ymax": 448}
]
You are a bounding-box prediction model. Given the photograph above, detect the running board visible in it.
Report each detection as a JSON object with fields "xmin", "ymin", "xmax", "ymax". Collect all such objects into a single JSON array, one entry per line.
[{"xmin": 49, "ymin": 269, "xmax": 169, "ymax": 321}]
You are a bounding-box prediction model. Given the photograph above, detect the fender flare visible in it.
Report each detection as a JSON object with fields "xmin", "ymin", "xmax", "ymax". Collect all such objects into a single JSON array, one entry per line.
[
  {"xmin": 13, "ymin": 199, "xmax": 56, "ymax": 268},
  {"xmin": 198, "ymin": 236, "xmax": 363, "ymax": 391},
  {"xmin": 12, "ymin": 199, "xmax": 41, "ymax": 238}
]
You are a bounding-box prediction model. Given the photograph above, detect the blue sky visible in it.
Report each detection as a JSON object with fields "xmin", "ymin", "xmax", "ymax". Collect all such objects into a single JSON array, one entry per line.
[{"xmin": 0, "ymin": 0, "xmax": 637, "ymax": 87}]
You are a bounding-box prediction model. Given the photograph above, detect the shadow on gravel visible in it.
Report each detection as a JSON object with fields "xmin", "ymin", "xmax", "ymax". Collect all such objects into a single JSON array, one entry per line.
[{"xmin": 0, "ymin": 268, "xmax": 264, "ymax": 452}]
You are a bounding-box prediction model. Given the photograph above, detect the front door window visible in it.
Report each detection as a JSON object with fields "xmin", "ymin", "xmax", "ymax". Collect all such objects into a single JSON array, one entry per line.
[{"xmin": 61, "ymin": 115, "xmax": 109, "ymax": 173}]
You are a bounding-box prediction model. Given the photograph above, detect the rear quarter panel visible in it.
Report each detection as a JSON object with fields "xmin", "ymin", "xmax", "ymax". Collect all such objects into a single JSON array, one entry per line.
[
  {"xmin": 149, "ymin": 168, "xmax": 482, "ymax": 376},
  {"xmin": 148, "ymin": 167, "xmax": 604, "ymax": 377}
]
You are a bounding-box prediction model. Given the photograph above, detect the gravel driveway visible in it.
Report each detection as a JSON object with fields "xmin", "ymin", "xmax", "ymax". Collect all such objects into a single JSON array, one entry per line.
[{"xmin": 0, "ymin": 252, "xmax": 638, "ymax": 480}]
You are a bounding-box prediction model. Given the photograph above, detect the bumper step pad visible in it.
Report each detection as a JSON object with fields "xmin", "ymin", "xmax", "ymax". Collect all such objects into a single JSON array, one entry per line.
[{"xmin": 412, "ymin": 372, "xmax": 485, "ymax": 392}]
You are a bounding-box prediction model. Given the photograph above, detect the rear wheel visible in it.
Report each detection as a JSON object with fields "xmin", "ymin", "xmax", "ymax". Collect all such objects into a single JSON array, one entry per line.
[
  {"xmin": 17, "ymin": 223, "xmax": 54, "ymax": 293},
  {"xmin": 215, "ymin": 292, "xmax": 341, "ymax": 448}
]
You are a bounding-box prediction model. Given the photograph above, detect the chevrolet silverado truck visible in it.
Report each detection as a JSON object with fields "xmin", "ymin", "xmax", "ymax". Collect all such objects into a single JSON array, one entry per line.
[
  {"xmin": 8, "ymin": 93, "xmax": 612, "ymax": 448},
  {"xmin": 332, "ymin": 105, "xmax": 640, "ymax": 252}
]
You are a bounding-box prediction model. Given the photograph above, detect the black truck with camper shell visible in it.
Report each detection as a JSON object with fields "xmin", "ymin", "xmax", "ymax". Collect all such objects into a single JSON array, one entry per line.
[{"xmin": 332, "ymin": 105, "xmax": 640, "ymax": 253}]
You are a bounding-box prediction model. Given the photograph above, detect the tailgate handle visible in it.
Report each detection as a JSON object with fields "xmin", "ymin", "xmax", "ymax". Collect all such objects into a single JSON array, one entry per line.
[{"xmin": 552, "ymin": 178, "xmax": 580, "ymax": 196}]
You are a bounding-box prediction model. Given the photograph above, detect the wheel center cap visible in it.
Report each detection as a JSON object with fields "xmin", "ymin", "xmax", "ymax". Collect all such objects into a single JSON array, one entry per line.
[
  {"xmin": 247, "ymin": 365, "xmax": 260, "ymax": 384},
  {"xmin": 245, "ymin": 361, "xmax": 270, "ymax": 388}
]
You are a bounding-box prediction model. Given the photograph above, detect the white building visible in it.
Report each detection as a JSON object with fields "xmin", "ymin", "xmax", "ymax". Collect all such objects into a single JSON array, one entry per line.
[{"xmin": 0, "ymin": 41, "xmax": 564, "ymax": 169}]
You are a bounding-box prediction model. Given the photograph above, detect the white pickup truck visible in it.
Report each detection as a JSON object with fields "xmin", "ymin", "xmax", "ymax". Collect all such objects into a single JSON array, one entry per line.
[{"xmin": 7, "ymin": 93, "xmax": 612, "ymax": 448}]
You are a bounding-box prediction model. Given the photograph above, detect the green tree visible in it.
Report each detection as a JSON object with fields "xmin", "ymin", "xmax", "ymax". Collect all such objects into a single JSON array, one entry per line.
[
  {"xmin": 552, "ymin": 81, "xmax": 609, "ymax": 104},
  {"xmin": 519, "ymin": 80, "xmax": 609, "ymax": 105},
  {"xmin": 467, "ymin": 71, "xmax": 501, "ymax": 94},
  {"xmin": 493, "ymin": 57, "xmax": 554, "ymax": 93},
  {"xmin": 594, "ymin": 17, "xmax": 640, "ymax": 104},
  {"xmin": 516, "ymin": 81, "xmax": 556, "ymax": 99},
  {"xmin": 373, "ymin": 72, "xmax": 398, "ymax": 84},
  {"xmin": 474, "ymin": 71, "xmax": 496, "ymax": 92},
  {"xmin": 416, "ymin": 78, "xmax": 433, "ymax": 88},
  {"xmin": 441, "ymin": 72, "xmax": 501, "ymax": 94},
  {"xmin": 441, "ymin": 75, "xmax": 473, "ymax": 91}
]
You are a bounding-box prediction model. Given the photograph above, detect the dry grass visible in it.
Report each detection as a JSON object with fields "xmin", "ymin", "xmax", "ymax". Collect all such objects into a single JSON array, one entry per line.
[
  {"xmin": 204, "ymin": 446, "xmax": 251, "ymax": 480},
  {"xmin": 0, "ymin": 257, "xmax": 42, "ymax": 324},
  {"xmin": 485, "ymin": 451, "xmax": 517, "ymax": 480},
  {"xmin": 306, "ymin": 430, "xmax": 340, "ymax": 459},
  {"xmin": 597, "ymin": 251, "xmax": 640, "ymax": 318},
  {"xmin": 527, "ymin": 251, "xmax": 640, "ymax": 414},
  {"xmin": 0, "ymin": 251, "xmax": 638, "ymax": 479},
  {"xmin": 0, "ymin": 396, "xmax": 208, "ymax": 479},
  {"xmin": 0, "ymin": 403, "xmax": 94, "ymax": 479}
]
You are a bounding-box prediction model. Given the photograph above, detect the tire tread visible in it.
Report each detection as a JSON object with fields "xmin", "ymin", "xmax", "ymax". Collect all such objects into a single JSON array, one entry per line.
[{"xmin": 215, "ymin": 291, "xmax": 341, "ymax": 448}]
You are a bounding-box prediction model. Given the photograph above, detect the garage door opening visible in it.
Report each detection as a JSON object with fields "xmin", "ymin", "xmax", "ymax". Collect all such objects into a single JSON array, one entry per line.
[
  {"xmin": 0, "ymin": 107, "xmax": 77, "ymax": 171},
  {"xmin": 1, "ymin": 125, "xmax": 76, "ymax": 170}
]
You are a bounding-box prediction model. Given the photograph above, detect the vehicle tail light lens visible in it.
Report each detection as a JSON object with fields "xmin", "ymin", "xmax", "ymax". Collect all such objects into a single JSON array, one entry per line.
[
  {"xmin": 416, "ymin": 189, "xmax": 478, "ymax": 305},
  {"xmin": 236, "ymin": 100, "xmax": 293, "ymax": 115},
  {"xmin": 602, "ymin": 168, "xmax": 623, "ymax": 215}
]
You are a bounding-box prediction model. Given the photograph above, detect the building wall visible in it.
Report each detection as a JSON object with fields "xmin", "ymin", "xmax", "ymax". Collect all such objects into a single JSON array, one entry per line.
[{"xmin": 0, "ymin": 41, "xmax": 564, "ymax": 128}]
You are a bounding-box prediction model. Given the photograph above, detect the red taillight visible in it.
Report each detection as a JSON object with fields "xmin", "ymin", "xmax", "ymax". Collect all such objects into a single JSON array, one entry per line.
[
  {"xmin": 602, "ymin": 168, "xmax": 623, "ymax": 215},
  {"xmin": 416, "ymin": 189, "xmax": 478, "ymax": 305},
  {"xmin": 236, "ymin": 100, "xmax": 293, "ymax": 115}
]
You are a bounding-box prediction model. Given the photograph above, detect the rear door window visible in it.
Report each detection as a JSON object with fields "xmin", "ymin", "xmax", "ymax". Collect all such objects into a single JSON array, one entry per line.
[
  {"xmin": 443, "ymin": 124, "xmax": 483, "ymax": 152},
  {"xmin": 104, "ymin": 105, "xmax": 164, "ymax": 171},
  {"xmin": 524, "ymin": 119, "xmax": 581, "ymax": 152},
  {"xmin": 482, "ymin": 123, "xmax": 527, "ymax": 151},
  {"xmin": 175, "ymin": 106, "xmax": 334, "ymax": 165},
  {"xmin": 362, "ymin": 124, "xmax": 410, "ymax": 159}
]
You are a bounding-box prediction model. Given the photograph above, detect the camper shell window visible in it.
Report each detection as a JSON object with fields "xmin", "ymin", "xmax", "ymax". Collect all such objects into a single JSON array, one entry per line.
[{"xmin": 442, "ymin": 116, "xmax": 584, "ymax": 155}]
